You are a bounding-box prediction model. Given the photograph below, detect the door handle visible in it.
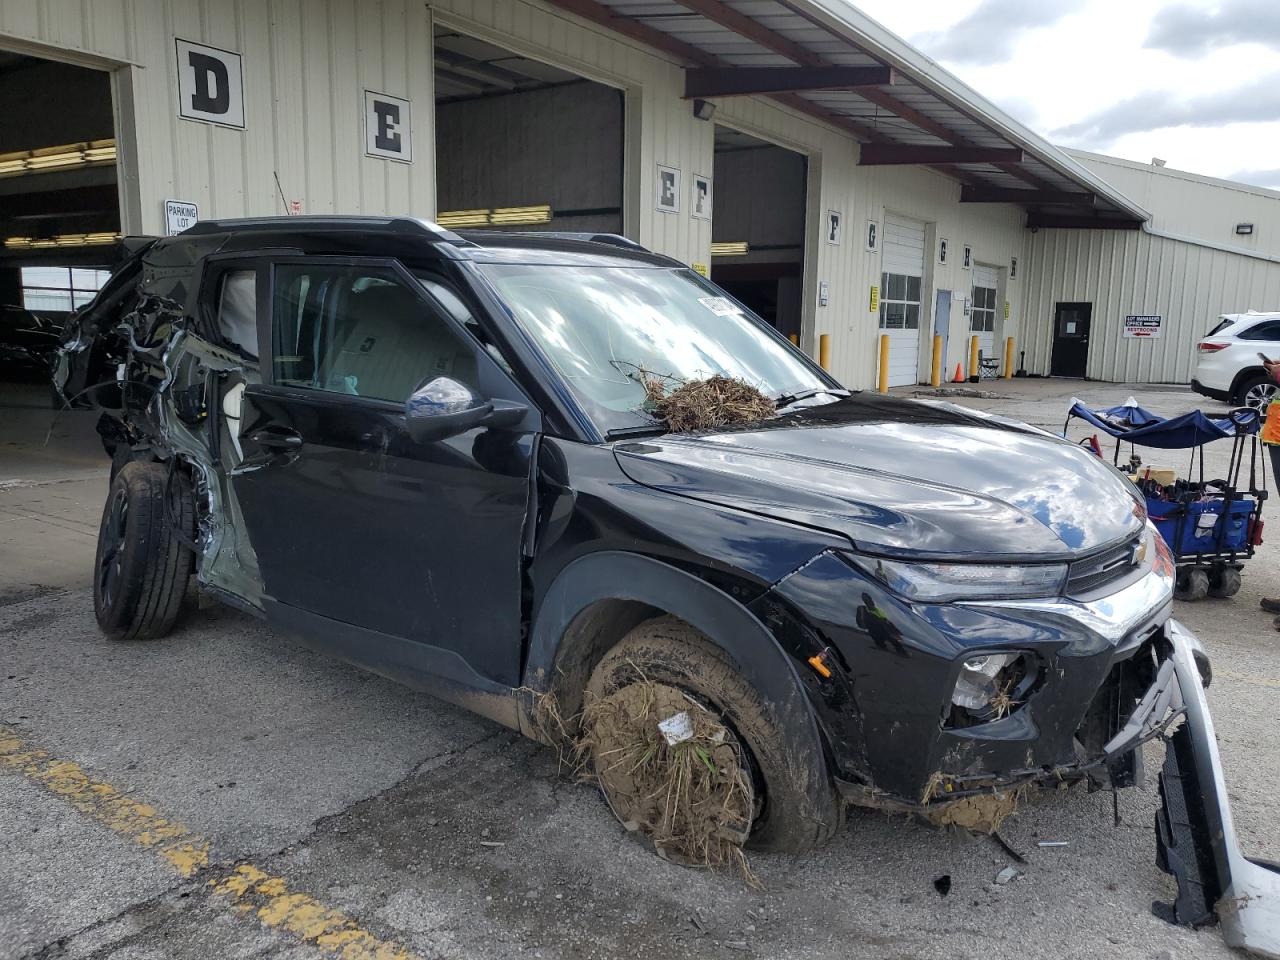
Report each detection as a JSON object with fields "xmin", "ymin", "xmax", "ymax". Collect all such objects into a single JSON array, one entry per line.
[{"xmin": 248, "ymin": 428, "xmax": 303, "ymax": 451}]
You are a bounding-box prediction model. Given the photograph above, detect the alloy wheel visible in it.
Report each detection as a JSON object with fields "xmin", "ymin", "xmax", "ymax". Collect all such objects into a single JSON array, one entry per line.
[
  {"xmin": 98, "ymin": 489, "xmax": 128, "ymax": 610},
  {"xmin": 1244, "ymin": 381, "xmax": 1277, "ymax": 412}
]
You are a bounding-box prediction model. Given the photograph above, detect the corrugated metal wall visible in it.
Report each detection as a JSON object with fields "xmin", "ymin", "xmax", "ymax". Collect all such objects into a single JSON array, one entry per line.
[
  {"xmin": 1, "ymin": 0, "xmax": 437, "ymax": 233},
  {"xmin": 0, "ymin": 0, "xmax": 1038, "ymax": 389},
  {"xmin": 1023, "ymin": 228, "xmax": 1280, "ymax": 383}
]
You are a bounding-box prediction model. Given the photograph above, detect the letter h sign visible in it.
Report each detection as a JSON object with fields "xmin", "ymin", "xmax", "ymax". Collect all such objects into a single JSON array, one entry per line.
[{"xmin": 176, "ymin": 39, "xmax": 245, "ymax": 128}]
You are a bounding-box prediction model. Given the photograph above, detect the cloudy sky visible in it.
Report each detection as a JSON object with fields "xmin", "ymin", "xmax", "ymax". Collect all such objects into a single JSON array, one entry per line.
[{"xmin": 851, "ymin": 0, "xmax": 1280, "ymax": 190}]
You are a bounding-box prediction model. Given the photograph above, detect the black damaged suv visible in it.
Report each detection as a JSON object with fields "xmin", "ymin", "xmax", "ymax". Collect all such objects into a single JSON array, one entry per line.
[{"xmin": 54, "ymin": 218, "xmax": 1279, "ymax": 949}]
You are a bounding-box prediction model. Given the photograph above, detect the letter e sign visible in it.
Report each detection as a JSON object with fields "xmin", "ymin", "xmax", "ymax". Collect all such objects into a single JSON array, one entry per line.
[
  {"xmin": 365, "ymin": 91, "xmax": 412, "ymax": 163},
  {"xmin": 175, "ymin": 39, "xmax": 245, "ymax": 128}
]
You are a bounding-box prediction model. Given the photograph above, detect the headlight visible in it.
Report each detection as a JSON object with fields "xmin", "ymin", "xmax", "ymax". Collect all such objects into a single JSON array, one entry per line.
[
  {"xmin": 855, "ymin": 556, "xmax": 1068, "ymax": 602},
  {"xmin": 952, "ymin": 653, "xmax": 1019, "ymax": 709}
]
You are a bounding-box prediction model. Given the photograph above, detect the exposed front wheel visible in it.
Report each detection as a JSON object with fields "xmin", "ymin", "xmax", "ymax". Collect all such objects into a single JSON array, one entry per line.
[
  {"xmin": 93, "ymin": 461, "xmax": 195, "ymax": 640},
  {"xmin": 582, "ymin": 615, "xmax": 841, "ymax": 858}
]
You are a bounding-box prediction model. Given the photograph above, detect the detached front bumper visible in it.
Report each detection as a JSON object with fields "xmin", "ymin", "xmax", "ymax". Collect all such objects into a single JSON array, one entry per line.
[{"xmin": 1159, "ymin": 620, "xmax": 1280, "ymax": 957}]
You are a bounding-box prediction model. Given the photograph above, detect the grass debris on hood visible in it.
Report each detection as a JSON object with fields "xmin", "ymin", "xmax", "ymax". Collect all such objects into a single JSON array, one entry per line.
[{"xmin": 640, "ymin": 372, "xmax": 775, "ymax": 433}]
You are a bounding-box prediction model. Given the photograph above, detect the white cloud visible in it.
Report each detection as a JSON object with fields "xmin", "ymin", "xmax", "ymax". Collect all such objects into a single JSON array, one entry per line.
[{"xmin": 849, "ymin": 0, "xmax": 1280, "ymax": 182}]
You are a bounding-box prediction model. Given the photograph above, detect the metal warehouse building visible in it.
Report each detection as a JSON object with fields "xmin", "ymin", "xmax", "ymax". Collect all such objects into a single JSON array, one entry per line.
[{"xmin": 2, "ymin": 0, "xmax": 1279, "ymax": 392}]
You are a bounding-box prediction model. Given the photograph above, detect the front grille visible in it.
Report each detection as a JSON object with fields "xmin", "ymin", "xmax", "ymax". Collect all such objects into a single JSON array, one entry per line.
[{"xmin": 1067, "ymin": 535, "xmax": 1144, "ymax": 597}]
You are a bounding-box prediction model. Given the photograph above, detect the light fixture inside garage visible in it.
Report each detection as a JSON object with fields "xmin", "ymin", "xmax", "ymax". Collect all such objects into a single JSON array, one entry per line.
[
  {"xmin": 0, "ymin": 139, "xmax": 117, "ymax": 178},
  {"xmin": 437, "ymin": 204, "xmax": 553, "ymax": 228},
  {"xmin": 436, "ymin": 209, "xmax": 491, "ymax": 228},
  {"xmin": 692, "ymin": 99, "xmax": 716, "ymax": 122},
  {"xmin": 5, "ymin": 232, "xmax": 121, "ymax": 249},
  {"xmin": 710, "ymin": 241, "xmax": 749, "ymax": 256},
  {"xmin": 490, "ymin": 204, "xmax": 552, "ymax": 225}
]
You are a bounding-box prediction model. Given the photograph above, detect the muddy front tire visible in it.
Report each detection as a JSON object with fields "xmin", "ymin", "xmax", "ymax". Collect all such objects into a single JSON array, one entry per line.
[
  {"xmin": 585, "ymin": 615, "xmax": 842, "ymax": 853},
  {"xmin": 93, "ymin": 461, "xmax": 195, "ymax": 640}
]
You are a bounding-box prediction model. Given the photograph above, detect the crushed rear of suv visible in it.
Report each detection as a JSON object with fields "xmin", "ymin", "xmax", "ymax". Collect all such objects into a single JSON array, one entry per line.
[{"xmin": 54, "ymin": 217, "xmax": 1280, "ymax": 954}]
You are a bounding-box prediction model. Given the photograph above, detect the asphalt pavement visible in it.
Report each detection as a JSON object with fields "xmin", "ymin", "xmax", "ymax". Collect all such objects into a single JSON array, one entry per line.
[{"xmin": 2, "ymin": 377, "xmax": 1277, "ymax": 960}]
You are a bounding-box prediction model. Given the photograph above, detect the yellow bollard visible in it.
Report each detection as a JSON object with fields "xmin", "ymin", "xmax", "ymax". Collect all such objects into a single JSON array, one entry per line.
[
  {"xmin": 789, "ymin": 333, "xmax": 798, "ymax": 346},
  {"xmin": 969, "ymin": 335, "xmax": 979, "ymax": 381},
  {"xmin": 878, "ymin": 334, "xmax": 890, "ymax": 393},
  {"xmin": 930, "ymin": 335, "xmax": 943, "ymax": 388},
  {"xmin": 1004, "ymin": 336, "xmax": 1015, "ymax": 379},
  {"xmin": 819, "ymin": 333, "xmax": 831, "ymax": 371}
]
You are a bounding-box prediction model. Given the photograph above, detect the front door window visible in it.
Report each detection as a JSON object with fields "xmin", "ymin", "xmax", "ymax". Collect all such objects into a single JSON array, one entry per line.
[{"xmin": 271, "ymin": 264, "xmax": 478, "ymax": 402}]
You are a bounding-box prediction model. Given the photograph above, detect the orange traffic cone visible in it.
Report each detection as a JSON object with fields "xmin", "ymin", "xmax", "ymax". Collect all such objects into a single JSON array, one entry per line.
[{"xmin": 953, "ymin": 363, "xmax": 964, "ymax": 383}]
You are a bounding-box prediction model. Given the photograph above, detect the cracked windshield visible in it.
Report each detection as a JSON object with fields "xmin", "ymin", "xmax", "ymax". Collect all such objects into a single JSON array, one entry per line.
[{"xmin": 478, "ymin": 263, "xmax": 832, "ymax": 434}]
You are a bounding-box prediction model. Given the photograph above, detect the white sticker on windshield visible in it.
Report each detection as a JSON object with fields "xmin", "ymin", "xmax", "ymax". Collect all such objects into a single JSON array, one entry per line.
[{"xmin": 699, "ymin": 296, "xmax": 743, "ymax": 317}]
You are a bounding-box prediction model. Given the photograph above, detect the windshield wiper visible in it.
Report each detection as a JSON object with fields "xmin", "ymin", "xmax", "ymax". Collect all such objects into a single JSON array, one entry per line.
[
  {"xmin": 604, "ymin": 423, "xmax": 670, "ymax": 442},
  {"xmin": 774, "ymin": 388, "xmax": 851, "ymax": 409}
]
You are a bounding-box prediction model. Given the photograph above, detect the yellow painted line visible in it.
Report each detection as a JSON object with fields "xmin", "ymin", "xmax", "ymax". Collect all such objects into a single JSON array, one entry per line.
[
  {"xmin": 0, "ymin": 724, "xmax": 421, "ymax": 960},
  {"xmin": 1216, "ymin": 670, "xmax": 1280, "ymax": 690},
  {"xmin": 210, "ymin": 865, "xmax": 417, "ymax": 960},
  {"xmin": 0, "ymin": 725, "xmax": 209, "ymax": 875}
]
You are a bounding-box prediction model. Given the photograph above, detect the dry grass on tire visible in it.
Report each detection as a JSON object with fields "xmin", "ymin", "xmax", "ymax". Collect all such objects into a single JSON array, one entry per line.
[{"xmin": 575, "ymin": 677, "xmax": 761, "ymax": 887}]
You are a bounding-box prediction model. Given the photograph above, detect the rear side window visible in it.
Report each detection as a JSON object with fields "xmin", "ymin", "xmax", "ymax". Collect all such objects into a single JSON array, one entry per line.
[
  {"xmin": 217, "ymin": 270, "xmax": 258, "ymax": 359},
  {"xmin": 1237, "ymin": 320, "xmax": 1280, "ymax": 342},
  {"xmin": 1207, "ymin": 317, "xmax": 1236, "ymax": 336},
  {"xmin": 270, "ymin": 263, "xmax": 479, "ymax": 403}
]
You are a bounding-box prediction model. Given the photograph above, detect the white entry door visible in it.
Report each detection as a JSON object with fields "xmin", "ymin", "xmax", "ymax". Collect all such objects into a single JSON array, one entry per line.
[
  {"xmin": 880, "ymin": 214, "xmax": 925, "ymax": 386},
  {"xmin": 972, "ymin": 264, "xmax": 999, "ymax": 363}
]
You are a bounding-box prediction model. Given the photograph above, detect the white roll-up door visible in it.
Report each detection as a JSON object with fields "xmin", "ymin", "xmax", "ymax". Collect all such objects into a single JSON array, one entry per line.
[
  {"xmin": 971, "ymin": 264, "xmax": 999, "ymax": 362},
  {"xmin": 879, "ymin": 214, "xmax": 925, "ymax": 387}
]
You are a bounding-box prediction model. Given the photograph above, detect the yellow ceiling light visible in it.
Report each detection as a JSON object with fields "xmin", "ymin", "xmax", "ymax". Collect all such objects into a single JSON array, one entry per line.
[
  {"xmin": 6, "ymin": 232, "xmax": 121, "ymax": 249},
  {"xmin": 711, "ymin": 241, "xmax": 749, "ymax": 256},
  {"xmin": 0, "ymin": 139, "xmax": 117, "ymax": 178},
  {"xmin": 436, "ymin": 205, "xmax": 554, "ymax": 228},
  {"xmin": 489, "ymin": 204, "xmax": 552, "ymax": 226}
]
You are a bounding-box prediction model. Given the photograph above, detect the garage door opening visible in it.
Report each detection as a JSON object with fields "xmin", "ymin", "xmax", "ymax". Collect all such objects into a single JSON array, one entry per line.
[
  {"xmin": 880, "ymin": 213, "xmax": 927, "ymax": 387},
  {"xmin": 0, "ymin": 51, "xmax": 119, "ymax": 386},
  {"xmin": 710, "ymin": 126, "xmax": 807, "ymax": 340},
  {"xmin": 433, "ymin": 27, "xmax": 624, "ymax": 234}
]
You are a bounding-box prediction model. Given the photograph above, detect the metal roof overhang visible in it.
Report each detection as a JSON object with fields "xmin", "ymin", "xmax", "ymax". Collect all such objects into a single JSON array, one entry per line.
[{"xmin": 540, "ymin": 0, "xmax": 1150, "ymax": 228}]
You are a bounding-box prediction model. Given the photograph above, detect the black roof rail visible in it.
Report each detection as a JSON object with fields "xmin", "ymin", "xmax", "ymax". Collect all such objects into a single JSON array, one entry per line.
[
  {"xmin": 505, "ymin": 231, "xmax": 649, "ymax": 252},
  {"xmin": 178, "ymin": 215, "xmax": 472, "ymax": 244}
]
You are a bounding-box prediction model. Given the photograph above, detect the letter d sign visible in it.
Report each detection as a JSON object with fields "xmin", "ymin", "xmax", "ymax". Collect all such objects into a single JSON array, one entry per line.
[{"xmin": 176, "ymin": 39, "xmax": 245, "ymax": 128}]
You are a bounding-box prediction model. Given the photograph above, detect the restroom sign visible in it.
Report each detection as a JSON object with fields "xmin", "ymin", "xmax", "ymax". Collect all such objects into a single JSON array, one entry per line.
[
  {"xmin": 1123, "ymin": 315, "xmax": 1164, "ymax": 338},
  {"xmin": 365, "ymin": 91, "xmax": 412, "ymax": 162},
  {"xmin": 175, "ymin": 39, "xmax": 245, "ymax": 128}
]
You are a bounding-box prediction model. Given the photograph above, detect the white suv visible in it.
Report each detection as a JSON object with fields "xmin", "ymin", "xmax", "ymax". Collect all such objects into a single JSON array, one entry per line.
[{"xmin": 1192, "ymin": 311, "xmax": 1280, "ymax": 410}]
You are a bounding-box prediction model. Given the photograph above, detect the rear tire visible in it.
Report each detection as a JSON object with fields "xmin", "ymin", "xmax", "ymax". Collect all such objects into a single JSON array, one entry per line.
[
  {"xmin": 585, "ymin": 615, "xmax": 842, "ymax": 853},
  {"xmin": 93, "ymin": 461, "xmax": 195, "ymax": 640},
  {"xmin": 1175, "ymin": 568, "xmax": 1210, "ymax": 603},
  {"xmin": 1235, "ymin": 374, "xmax": 1277, "ymax": 412}
]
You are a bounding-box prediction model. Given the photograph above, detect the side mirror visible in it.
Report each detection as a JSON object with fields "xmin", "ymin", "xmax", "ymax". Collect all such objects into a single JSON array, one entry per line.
[
  {"xmin": 405, "ymin": 377, "xmax": 492, "ymax": 443},
  {"xmin": 403, "ymin": 376, "xmax": 528, "ymax": 443}
]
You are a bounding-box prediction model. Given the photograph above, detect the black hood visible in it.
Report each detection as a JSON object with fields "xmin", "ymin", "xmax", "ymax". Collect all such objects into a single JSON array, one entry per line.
[{"xmin": 614, "ymin": 395, "xmax": 1144, "ymax": 561}]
